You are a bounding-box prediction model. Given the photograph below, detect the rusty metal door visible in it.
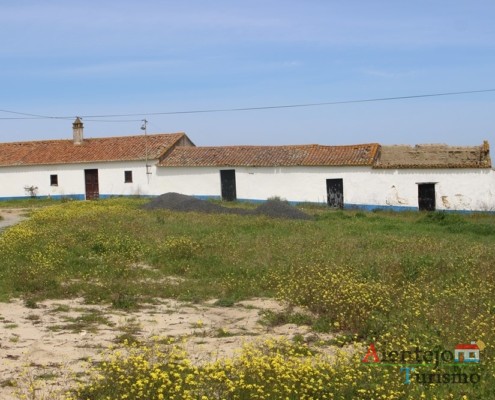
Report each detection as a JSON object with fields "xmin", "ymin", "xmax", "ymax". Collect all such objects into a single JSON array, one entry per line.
[{"xmin": 84, "ymin": 169, "xmax": 99, "ymax": 200}]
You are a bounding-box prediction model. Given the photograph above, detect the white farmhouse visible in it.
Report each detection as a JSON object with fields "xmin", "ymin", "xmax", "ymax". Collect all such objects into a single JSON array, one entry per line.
[
  {"xmin": 0, "ymin": 118, "xmax": 493, "ymax": 212},
  {"xmin": 0, "ymin": 118, "xmax": 194, "ymax": 200}
]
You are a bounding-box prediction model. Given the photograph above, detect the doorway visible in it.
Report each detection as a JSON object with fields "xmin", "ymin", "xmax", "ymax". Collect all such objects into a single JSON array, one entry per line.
[
  {"xmin": 326, "ymin": 179, "xmax": 344, "ymax": 209},
  {"xmin": 85, "ymin": 169, "xmax": 99, "ymax": 200},
  {"xmin": 418, "ymin": 183, "xmax": 435, "ymax": 211},
  {"xmin": 220, "ymin": 170, "xmax": 237, "ymax": 201}
]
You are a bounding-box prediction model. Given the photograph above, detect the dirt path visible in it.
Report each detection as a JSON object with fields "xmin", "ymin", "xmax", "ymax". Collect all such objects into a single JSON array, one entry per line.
[{"xmin": 0, "ymin": 209, "xmax": 28, "ymax": 231}]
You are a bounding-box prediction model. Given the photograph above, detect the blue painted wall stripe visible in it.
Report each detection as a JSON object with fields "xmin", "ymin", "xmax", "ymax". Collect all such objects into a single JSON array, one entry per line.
[{"xmin": 0, "ymin": 194, "xmax": 492, "ymax": 214}]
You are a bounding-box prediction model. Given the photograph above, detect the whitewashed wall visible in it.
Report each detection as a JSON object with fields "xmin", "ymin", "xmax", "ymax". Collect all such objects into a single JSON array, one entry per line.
[
  {"xmin": 1, "ymin": 162, "xmax": 494, "ymax": 211},
  {"xmin": 0, "ymin": 160, "xmax": 157, "ymax": 200},
  {"xmin": 370, "ymin": 168, "xmax": 495, "ymax": 211},
  {"xmin": 155, "ymin": 166, "xmax": 495, "ymax": 211}
]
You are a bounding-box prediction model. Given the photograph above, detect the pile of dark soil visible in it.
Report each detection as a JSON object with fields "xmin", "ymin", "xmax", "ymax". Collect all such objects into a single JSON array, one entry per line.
[
  {"xmin": 142, "ymin": 193, "xmax": 312, "ymax": 220},
  {"xmin": 253, "ymin": 199, "xmax": 313, "ymax": 220}
]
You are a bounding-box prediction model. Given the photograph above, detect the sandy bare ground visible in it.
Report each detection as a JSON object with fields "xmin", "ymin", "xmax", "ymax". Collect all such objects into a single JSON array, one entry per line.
[
  {"xmin": 0, "ymin": 209, "xmax": 28, "ymax": 231},
  {"xmin": 0, "ymin": 297, "xmax": 335, "ymax": 399}
]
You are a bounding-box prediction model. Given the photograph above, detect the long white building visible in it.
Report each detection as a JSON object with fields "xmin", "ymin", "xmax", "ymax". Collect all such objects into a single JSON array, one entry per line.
[
  {"xmin": 0, "ymin": 119, "xmax": 493, "ymax": 212},
  {"xmin": 157, "ymin": 141, "xmax": 494, "ymax": 211}
]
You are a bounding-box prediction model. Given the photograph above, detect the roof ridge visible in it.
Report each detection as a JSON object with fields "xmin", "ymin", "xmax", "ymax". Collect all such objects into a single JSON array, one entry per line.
[
  {"xmin": 314, "ymin": 143, "xmax": 380, "ymax": 148},
  {"xmin": 163, "ymin": 143, "xmax": 379, "ymax": 150},
  {"xmin": 84, "ymin": 132, "xmax": 185, "ymax": 140},
  {"xmin": 0, "ymin": 132, "xmax": 186, "ymax": 146}
]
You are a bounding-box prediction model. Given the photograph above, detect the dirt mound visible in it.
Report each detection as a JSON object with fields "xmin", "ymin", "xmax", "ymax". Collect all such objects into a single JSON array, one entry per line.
[
  {"xmin": 142, "ymin": 193, "xmax": 312, "ymax": 220},
  {"xmin": 254, "ymin": 199, "xmax": 313, "ymax": 220}
]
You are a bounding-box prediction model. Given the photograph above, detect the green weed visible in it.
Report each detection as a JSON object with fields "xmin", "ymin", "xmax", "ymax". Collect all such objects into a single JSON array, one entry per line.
[{"xmin": 1, "ymin": 199, "xmax": 494, "ymax": 398}]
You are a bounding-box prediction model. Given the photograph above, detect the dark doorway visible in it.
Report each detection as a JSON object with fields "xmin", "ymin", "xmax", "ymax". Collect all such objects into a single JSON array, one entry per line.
[
  {"xmin": 326, "ymin": 179, "xmax": 344, "ymax": 209},
  {"xmin": 220, "ymin": 169, "xmax": 237, "ymax": 201},
  {"xmin": 418, "ymin": 183, "xmax": 435, "ymax": 211},
  {"xmin": 85, "ymin": 169, "xmax": 99, "ymax": 200}
]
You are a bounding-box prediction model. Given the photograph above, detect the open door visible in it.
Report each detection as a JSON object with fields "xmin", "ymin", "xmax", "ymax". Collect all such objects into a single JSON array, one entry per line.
[
  {"xmin": 326, "ymin": 179, "xmax": 344, "ymax": 209},
  {"xmin": 85, "ymin": 169, "xmax": 99, "ymax": 200},
  {"xmin": 220, "ymin": 169, "xmax": 236, "ymax": 201},
  {"xmin": 418, "ymin": 183, "xmax": 435, "ymax": 211}
]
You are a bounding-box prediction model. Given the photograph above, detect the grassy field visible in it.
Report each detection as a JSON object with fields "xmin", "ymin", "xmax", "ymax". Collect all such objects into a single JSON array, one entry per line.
[
  {"xmin": 0, "ymin": 198, "xmax": 66, "ymax": 209},
  {"xmin": 1, "ymin": 198, "xmax": 494, "ymax": 399}
]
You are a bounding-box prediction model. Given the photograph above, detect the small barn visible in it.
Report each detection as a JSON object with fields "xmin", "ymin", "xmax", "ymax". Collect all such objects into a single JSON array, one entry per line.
[
  {"xmin": 0, "ymin": 119, "xmax": 194, "ymax": 200},
  {"xmin": 373, "ymin": 143, "xmax": 493, "ymax": 211}
]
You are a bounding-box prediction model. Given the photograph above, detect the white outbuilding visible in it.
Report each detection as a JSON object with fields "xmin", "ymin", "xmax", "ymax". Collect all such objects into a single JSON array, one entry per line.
[{"xmin": 157, "ymin": 141, "xmax": 494, "ymax": 212}]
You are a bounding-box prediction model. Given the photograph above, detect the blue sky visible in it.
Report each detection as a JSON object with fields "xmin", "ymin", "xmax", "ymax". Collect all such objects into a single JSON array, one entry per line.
[{"xmin": 1, "ymin": 1, "xmax": 494, "ymax": 146}]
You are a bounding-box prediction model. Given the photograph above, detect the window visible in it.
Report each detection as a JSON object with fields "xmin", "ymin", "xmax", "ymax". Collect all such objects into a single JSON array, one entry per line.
[
  {"xmin": 50, "ymin": 174, "xmax": 58, "ymax": 186},
  {"xmin": 124, "ymin": 170, "xmax": 133, "ymax": 183}
]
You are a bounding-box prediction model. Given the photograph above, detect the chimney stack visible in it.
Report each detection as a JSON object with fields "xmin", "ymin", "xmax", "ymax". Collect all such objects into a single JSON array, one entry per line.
[{"xmin": 73, "ymin": 117, "xmax": 83, "ymax": 145}]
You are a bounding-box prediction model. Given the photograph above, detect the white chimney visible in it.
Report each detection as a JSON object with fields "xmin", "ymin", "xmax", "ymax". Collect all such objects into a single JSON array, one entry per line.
[{"xmin": 73, "ymin": 117, "xmax": 83, "ymax": 145}]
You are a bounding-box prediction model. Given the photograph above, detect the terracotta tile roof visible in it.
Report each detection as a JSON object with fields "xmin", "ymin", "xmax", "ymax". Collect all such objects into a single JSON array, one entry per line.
[
  {"xmin": 374, "ymin": 141, "xmax": 491, "ymax": 169},
  {"xmin": 158, "ymin": 143, "xmax": 380, "ymax": 167},
  {"xmin": 0, "ymin": 133, "xmax": 189, "ymax": 166}
]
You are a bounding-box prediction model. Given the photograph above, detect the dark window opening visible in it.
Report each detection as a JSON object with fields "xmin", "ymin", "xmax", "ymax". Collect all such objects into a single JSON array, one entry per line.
[
  {"xmin": 418, "ymin": 183, "xmax": 436, "ymax": 211},
  {"xmin": 220, "ymin": 169, "xmax": 237, "ymax": 201},
  {"xmin": 124, "ymin": 170, "xmax": 133, "ymax": 183},
  {"xmin": 326, "ymin": 178, "xmax": 344, "ymax": 209},
  {"xmin": 50, "ymin": 174, "xmax": 58, "ymax": 186}
]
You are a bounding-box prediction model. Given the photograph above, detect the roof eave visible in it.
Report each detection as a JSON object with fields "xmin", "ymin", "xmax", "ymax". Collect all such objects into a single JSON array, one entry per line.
[{"xmin": 0, "ymin": 157, "xmax": 160, "ymax": 168}]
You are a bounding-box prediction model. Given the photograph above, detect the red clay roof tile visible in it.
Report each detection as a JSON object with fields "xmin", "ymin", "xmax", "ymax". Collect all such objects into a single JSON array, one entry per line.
[
  {"xmin": 158, "ymin": 143, "xmax": 380, "ymax": 167},
  {"xmin": 0, "ymin": 133, "xmax": 188, "ymax": 166}
]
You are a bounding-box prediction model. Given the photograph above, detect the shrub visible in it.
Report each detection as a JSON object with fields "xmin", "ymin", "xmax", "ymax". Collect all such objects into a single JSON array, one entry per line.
[
  {"xmin": 275, "ymin": 263, "xmax": 393, "ymax": 335},
  {"xmin": 71, "ymin": 338, "xmax": 406, "ymax": 400},
  {"xmin": 162, "ymin": 236, "xmax": 201, "ymax": 260}
]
